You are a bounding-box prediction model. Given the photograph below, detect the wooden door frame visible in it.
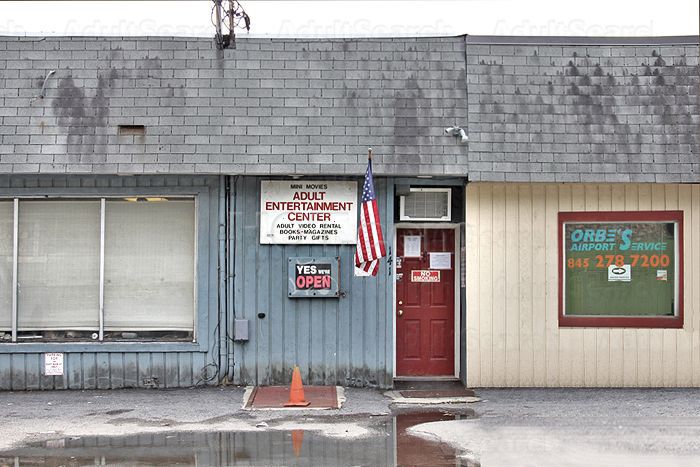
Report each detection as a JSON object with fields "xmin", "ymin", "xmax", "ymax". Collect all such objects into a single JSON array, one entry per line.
[{"xmin": 392, "ymin": 223, "xmax": 461, "ymax": 379}]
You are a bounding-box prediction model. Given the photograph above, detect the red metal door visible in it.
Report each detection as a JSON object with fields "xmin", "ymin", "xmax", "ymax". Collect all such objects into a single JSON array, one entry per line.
[{"xmin": 396, "ymin": 228, "xmax": 455, "ymax": 376}]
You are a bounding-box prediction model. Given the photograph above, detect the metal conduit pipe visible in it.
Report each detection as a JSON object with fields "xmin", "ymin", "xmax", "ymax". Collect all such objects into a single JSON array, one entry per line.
[
  {"xmin": 217, "ymin": 174, "xmax": 230, "ymax": 382},
  {"xmin": 227, "ymin": 175, "xmax": 237, "ymax": 379}
]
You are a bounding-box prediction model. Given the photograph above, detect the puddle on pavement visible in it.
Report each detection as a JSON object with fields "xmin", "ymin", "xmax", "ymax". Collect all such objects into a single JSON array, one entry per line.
[{"xmin": 0, "ymin": 408, "xmax": 476, "ymax": 466}]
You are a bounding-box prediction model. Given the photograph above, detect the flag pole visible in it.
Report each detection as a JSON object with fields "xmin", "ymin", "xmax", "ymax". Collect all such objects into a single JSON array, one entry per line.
[{"xmin": 354, "ymin": 146, "xmax": 385, "ymax": 277}]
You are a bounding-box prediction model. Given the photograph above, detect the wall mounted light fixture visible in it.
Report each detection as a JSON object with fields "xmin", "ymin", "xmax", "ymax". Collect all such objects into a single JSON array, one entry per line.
[{"xmin": 445, "ymin": 126, "xmax": 468, "ymax": 143}]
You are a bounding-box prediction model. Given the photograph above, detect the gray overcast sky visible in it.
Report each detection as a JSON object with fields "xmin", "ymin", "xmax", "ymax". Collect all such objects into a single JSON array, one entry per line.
[{"xmin": 1, "ymin": 0, "xmax": 698, "ymax": 38}]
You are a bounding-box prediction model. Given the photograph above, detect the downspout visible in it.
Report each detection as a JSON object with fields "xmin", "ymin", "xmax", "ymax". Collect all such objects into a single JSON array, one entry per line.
[
  {"xmin": 227, "ymin": 175, "xmax": 237, "ymax": 379},
  {"xmin": 217, "ymin": 174, "xmax": 230, "ymax": 382}
]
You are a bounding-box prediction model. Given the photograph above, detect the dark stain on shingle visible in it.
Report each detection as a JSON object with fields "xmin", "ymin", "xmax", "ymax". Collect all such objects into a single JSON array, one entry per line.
[
  {"xmin": 386, "ymin": 76, "xmax": 428, "ymax": 167},
  {"xmin": 576, "ymin": 94, "xmax": 593, "ymax": 105},
  {"xmin": 50, "ymin": 56, "xmax": 162, "ymax": 155}
]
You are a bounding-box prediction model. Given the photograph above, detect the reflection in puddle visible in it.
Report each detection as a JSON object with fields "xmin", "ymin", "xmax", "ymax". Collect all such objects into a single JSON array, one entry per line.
[
  {"xmin": 0, "ymin": 410, "xmax": 475, "ymax": 467},
  {"xmin": 396, "ymin": 411, "xmax": 472, "ymax": 466}
]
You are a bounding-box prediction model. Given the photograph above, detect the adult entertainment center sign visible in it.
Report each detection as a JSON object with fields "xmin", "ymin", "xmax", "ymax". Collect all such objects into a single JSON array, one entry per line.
[
  {"xmin": 561, "ymin": 212, "xmax": 680, "ymax": 317},
  {"xmin": 260, "ymin": 181, "xmax": 357, "ymax": 244}
]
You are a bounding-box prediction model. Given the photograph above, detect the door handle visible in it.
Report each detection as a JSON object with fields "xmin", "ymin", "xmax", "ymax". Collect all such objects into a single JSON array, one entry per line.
[{"xmin": 398, "ymin": 309, "xmax": 404, "ymax": 316}]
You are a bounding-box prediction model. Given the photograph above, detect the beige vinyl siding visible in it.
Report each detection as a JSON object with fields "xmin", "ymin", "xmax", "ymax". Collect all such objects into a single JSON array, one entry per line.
[{"xmin": 466, "ymin": 183, "xmax": 699, "ymax": 387}]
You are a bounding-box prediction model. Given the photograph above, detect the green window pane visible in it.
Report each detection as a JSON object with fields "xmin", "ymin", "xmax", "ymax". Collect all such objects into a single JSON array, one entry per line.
[{"xmin": 564, "ymin": 221, "xmax": 677, "ymax": 317}]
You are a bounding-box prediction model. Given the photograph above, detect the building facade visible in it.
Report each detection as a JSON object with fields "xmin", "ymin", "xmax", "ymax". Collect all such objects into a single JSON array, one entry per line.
[{"xmin": 0, "ymin": 34, "xmax": 697, "ymax": 389}]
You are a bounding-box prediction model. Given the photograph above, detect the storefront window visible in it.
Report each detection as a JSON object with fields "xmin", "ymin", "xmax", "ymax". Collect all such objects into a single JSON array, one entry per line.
[
  {"xmin": 18, "ymin": 201, "xmax": 101, "ymax": 333},
  {"xmin": 0, "ymin": 197, "xmax": 196, "ymax": 343},
  {"xmin": 104, "ymin": 200, "xmax": 195, "ymax": 334},
  {"xmin": 559, "ymin": 211, "xmax": 683, "ymax": 328}
]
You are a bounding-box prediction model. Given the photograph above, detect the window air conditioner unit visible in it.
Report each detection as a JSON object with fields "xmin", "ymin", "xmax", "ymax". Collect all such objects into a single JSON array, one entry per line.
[{"xmin": 399, "ymin": 188, "xmax": 452, "ymax": 221}]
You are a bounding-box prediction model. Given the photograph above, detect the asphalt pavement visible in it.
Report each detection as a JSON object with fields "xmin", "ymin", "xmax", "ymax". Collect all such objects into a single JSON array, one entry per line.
[
  {"xmin": 414, "ymin": 388, "xmax": 700, "ymax": 466},
  {"xmin": 3, "ymin": 386, "xmax": 700, "ymax": 466}
]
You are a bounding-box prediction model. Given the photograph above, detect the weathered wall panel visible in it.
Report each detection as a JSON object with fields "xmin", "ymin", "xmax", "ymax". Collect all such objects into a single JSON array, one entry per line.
[
  {"xmin": 231, "ymin": 176, "xmax": 394, "ymax": 387},
  {"xmin": 0, "ymin": 350, "xmax": 213, "ymax": 390},
  {"xmin": 0, "ymin": 175, "xmax": 220, "ymax": 390},
  {"xmin": 466, "ymin": 182, "xmax": 700, "ymax": 387}
]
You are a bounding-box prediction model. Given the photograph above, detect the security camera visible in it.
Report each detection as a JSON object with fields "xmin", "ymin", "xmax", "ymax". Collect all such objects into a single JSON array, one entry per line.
[{"xmin": 445, "ymin": 126, "xmax": 468, "ymax": 143}]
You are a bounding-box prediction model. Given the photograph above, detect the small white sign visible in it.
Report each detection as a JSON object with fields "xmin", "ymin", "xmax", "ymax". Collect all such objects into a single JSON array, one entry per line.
[
  {"xmin": 429, "ymin": 252, "xmax": 451, "ymax": 270},
  {"xmin": 657, "ymin": 270, "xmax": 668, "ymax": 281},
  {"xmin": 608, "ymin": 264, "xmax": 631, "ymax": 282},
  {"xmin": 354, "ymin": 266, "xmax": 372, "ymax": 277},
  {"xmin": 44, "ymin": 352, "xmax": 64, "ymax": 376},
  {"xmin": 404, "ymin": 236, "xmax": 421, "ymax": 257}
]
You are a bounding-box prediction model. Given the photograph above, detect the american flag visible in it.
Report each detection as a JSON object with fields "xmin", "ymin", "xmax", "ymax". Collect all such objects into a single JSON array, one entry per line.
[{"xmin": 355, "ymin": 153, "xmax": 386, "ymax": 276}]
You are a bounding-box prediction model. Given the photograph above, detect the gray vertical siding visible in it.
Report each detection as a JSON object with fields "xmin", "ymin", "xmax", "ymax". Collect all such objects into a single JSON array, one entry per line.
[
  {"xmin": 0, "ymin": 175, "xmax": 221, "ymax": 390},
  {"xmin": 0, "ymin": 352, "xmax": 209, "ymax": 390},
  {"xmin": 231, "ymin": 176, "xmax": 394, "ymax": 388}
]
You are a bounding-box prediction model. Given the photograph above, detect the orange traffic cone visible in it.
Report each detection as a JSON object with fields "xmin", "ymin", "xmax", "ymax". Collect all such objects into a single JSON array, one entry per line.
[
  {"xmin": 284, "ymin": 366, "xmax": 310, "ymax": 407},
  {"xmin": 291, "ymin": 429, "xmax": 304, "ymax": 457}
]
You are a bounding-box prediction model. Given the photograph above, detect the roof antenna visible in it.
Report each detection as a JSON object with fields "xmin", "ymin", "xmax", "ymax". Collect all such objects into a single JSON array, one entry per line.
[{"xmin": 212, "ymin": 0, "xmax": 251, "ymax": 50}]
